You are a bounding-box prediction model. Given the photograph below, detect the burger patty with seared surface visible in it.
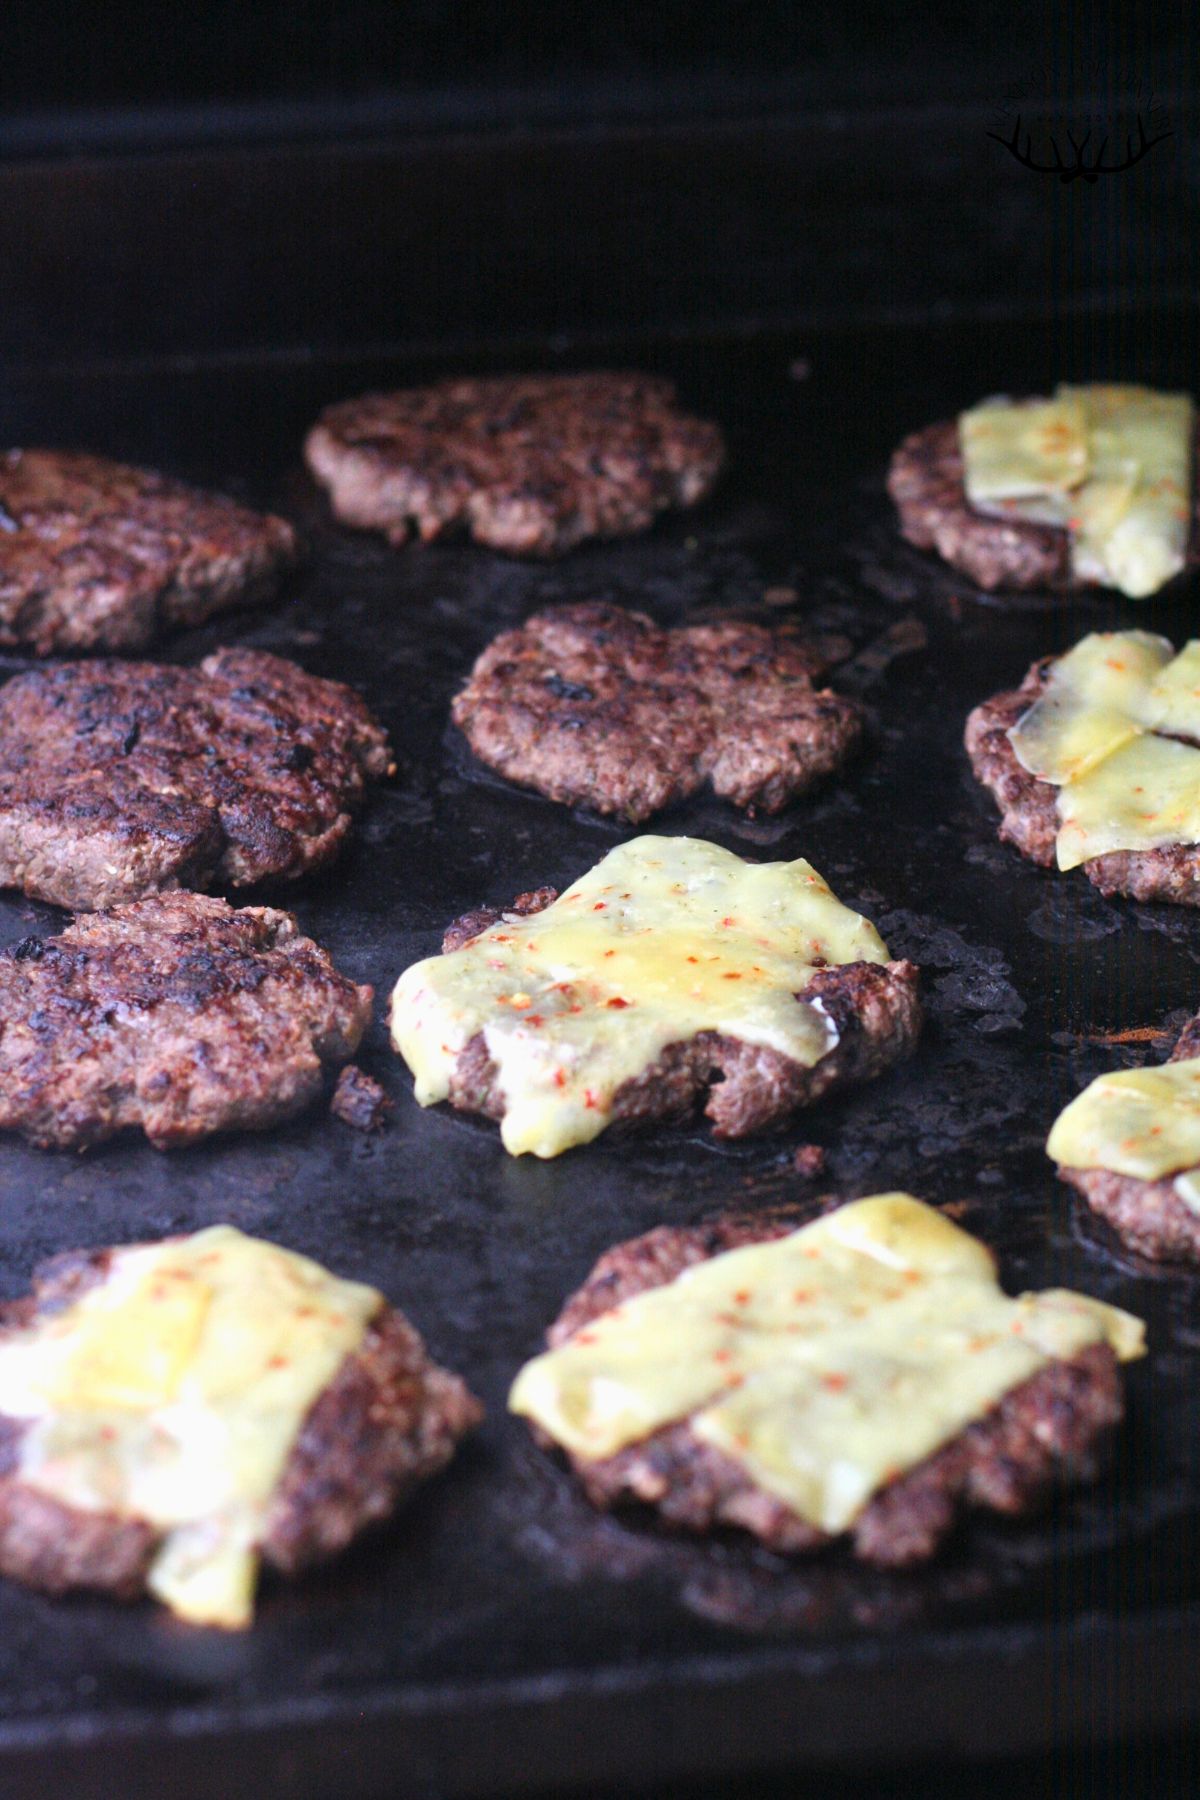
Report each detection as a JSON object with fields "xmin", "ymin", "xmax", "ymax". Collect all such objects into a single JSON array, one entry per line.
[
  {"xmin": 305, "ymin": 372, "xmax": 725, "ymax": 557},
  {"xmin": 0, "ymin": 647, "xmax": 392, "ymax": 911},
  {"xmin": 0, "ymin": 892, "xmax": 373, "ymax": 1150},
  {"xmin": 0, "ymin": 449, "xmax": 298, "ymax": 654},
  {"xmin": 451, "ymin": 602, "xmax": 864, "ymax": 822}
]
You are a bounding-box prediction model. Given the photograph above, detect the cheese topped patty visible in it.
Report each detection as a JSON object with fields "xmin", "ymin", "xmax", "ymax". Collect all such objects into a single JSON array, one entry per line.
[
  {"xmin": 0, "ymin": 1225, "xmax": 381, "ymax": 1628},
  {"xmin": 510, "ymin": 1194, "xmax": 1143, "ymax": 1533},
  {"xmin": 1049, "ymin": 1059, "xmax": 1200, "ymax": 1214},
  {"xmin": 389, "ymin": 836, "xmax": 891, "ymax": 1158},
  {"xmin": 960, "ymin": 384, "xmax": 1193, "ymax": 598},
  {"xmin": 1007, "ymin": 630, "xmax": 1200, "ymax": 869}
]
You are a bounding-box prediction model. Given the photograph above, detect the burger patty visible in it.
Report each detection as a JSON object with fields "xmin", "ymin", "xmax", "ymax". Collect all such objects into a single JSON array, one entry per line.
[
  {"xmin": 0, "ymin": 1245, "xmax": 481, "ymax": 1601},
  {"xmin": 0, "ymin": 647, "xmax": 393, "ymax": 911},
  {"xmin": 1060, "ymin": 1012, "xmax": 1200, "ymax": 1265},
  {"xmin": 0, "ymin": 892, "xmax": 373, "ymax": 1150},
  {"xmin": 304, "ymin": 372, "xmax": 725, "ymax": 557},
  {"xmin": 964, "ymin": 659, "xmax": 1200, "ymax": 905},
  {"xmin": 439, "ymin": 891, "xmax": 922, "ymax": 1140},
  {"xmin": 0, "ymin": 449, "xmax": 299, "ymax": 654},
  {"xmin": 451, "ymin": 603, "xmax": 864, "ymax": 821},
  {"xmin": 537, "ymin": 1214, "xmax": 1125, "ymax": 1565},
  {"xmin": 888, "ymin": 417, "xmax": 1200, "ymax": 594}
]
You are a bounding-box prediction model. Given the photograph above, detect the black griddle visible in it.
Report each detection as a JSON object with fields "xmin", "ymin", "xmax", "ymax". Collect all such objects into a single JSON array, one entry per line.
[{"xmin": 1, "ymin": 308, "xmax": 1200, "ymax": 1798}]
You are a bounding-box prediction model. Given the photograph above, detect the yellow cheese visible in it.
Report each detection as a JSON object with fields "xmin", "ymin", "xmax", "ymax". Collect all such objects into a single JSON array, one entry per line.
[
  {"xmin": 509, "ymin": 1194, "xmax": 1143, "ymax": 1533},
  {"xmin": 1061, "ymin": 385, "xmax": 1194, "ymax": 598},
  {"xmin": 1009, "ymin": 630, "xmax": 1171, "ymax": 785},
  {"xmin": 1004, "ymin": 629, "xmax": 1200, "ymax": 869},
  {"xmin": 960, "ymin": 395, "xmax": 1089, "ymax": 506},
  {"xmin": 958, "ymin": 383, "xmax": 1193, "ymax": 599},
  {"xmin": 1048, "ymin": 1058, "xmax": 1200, "ymax": 1216},
  {"xmin": 1055, "ymin": 733, "xmax": 1200, "ymax": 870},
  {"xmin": 1144, "ymin": 640, "xmax": 1200, "ymax": 737},
  {"xmin": 0, "ymin": 1226, "xmax": 380, "ymax": 1628},
  {"xmin": 389, "ymin": 836, "xmax": 891, "ymax": 1159}
]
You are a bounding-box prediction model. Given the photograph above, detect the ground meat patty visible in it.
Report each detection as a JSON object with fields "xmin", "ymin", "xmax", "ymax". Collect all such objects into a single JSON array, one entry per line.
[
  {"xmin": 0, "ymin": 449, "xmax": 299, "ymax": 654},
  {"xmin": 965, "ymin": 658, "xmax": 1200, "ymax": 905},
  {"xmin": 1059, "ymin": 1011, "xmax": 1200, "ymax": 1265},
  {"xmin": 440, "ymin": 891, "xmax": 922, "ymax": 1140},
  {"xmin": 0, "ymin": 1244, "xmax": 481, "ymax": 1602},
  {"xmin": 451, "ymin": 603, "xmax": 864, "ymax": 821},
  {"xmin": 0, "ymin": 647, "xmax": 392, "ymax": 910},
  {"xmin": 0, "ymin": 892, "xmax": 374, "ymax": 1149},
  {"xmin": 535, "ymin": 1214, "xmax": 1125, "ymax": 1565},
  {"xmin": 304, "ymin": 372, "xmax": 725, "ymax": 557},
  {"xmin": 888, "ymin": 417, "xmax": 1200, "ymax": 594}
]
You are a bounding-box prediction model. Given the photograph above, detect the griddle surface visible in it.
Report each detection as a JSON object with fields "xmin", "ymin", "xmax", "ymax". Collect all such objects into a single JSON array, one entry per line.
[{"xmin": 0, "ymin": 315, "xmax": 1198, "ymax": 1796}]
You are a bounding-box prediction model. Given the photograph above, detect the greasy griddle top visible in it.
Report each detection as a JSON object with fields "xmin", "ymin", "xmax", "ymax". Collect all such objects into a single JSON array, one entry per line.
[{"xmin": 0, "ymin": 315, "xmax": 1198, "ymax": 1797}]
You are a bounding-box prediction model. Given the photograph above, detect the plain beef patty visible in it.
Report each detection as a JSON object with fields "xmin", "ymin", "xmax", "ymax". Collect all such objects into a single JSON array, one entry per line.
[
  {"xmin": 1060, "ymin": 1012, "xmax": 1200, "ymax": 1265},
  {"xmin": 439, "ymin": 888, "xmax": 922, "ymax": 1141},
  {"xmin": 0, "ymin": 1244, "xmax": 481, "ymax": 1602},
  {"xmin": 0, "ymin": 647, "xmax": 392, "ymax": 910},
  {"xmin": 0, "ymin": 892, "xmax": 373, "ymax": 1150},
  {"xmin": 451, "ymin": 602, "xmax": 864, "ymax": 821},
  {"xmin": 534, "ymin": 1213, "xmax": 1125, "ymax": 1565},
  {"xmin": 304, "ymin": 372, "xmax": 725, "ymax": 557},
  {"xmin": 0, "ymin": 449, "xmax": 298, "ymax": 654},
  {"xmin": 888, "ymin": 416, "xmax": 1200, "ymax": 594},
  {"xmin": 965, "ymin": 657, "xmax": 1200, "ymax": 906}
]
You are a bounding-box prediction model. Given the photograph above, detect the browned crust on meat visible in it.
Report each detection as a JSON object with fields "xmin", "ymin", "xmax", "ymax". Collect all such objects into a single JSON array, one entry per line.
[
  {"xmin": 535, "ymin": 1214, "xmax": 1124, "ymax": 1564},
  {"xmin": 439, "ymin": 886, "xmax": 921, "ymax": 1142},
  {"xmin": 888, "ymin": 416, "xmax": 1200, "ymax": 596},
  {"xmin": 0, "ymin": 449, "xmax": 299, "ymax": 655},
  {"xmin": 304, "ymin": 372, "xmax": 725, "ymax": 557},
  {"xmin": 0, "ymin": 1247, "xmax": 482, "ymax": 1604},
  {"xmin": 440, "ymin": 888, "xmax": 559, "ymax": 955},
  {"xmin": 0, "ymin": 648, "xmax": 393, "ymax": 911},
  {"xmin": 0, "ymin": 892, "xmax": 374, "ymax": 1150},
  {"xmin": 965, "ymin": 658, "xmax": 1200, "ymax": 905},
  {"xmin": 1058, "ymin": 1009, "xmax": 1200, "ymax": 1264},
  {"xmin": 330, "ymin": 1064, "xmax": 392, "ymax": 1132},
  {"xmin": 451, "ymin": 602, "xmax": 863, "ymax": 822}
]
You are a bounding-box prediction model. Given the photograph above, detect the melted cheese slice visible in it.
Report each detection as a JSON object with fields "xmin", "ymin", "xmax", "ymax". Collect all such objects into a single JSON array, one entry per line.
[
  {"xmin": 1063, "ymin": 385, "xmax": 1194, "ymax": 598},
  {"xmin": 389, "ymin": 836, "xmax": 891, "ymax": 1159},
  {"xmin": 1048, "ymin": 1058, "xmax": 1200, "ymax": 1215},
  {"xmin": 959, "ymin": 383, "xmax": 1193, "ymax": 599},
  {"xmin": 0, "ymin": 1226, "xmax": 380, "ymax": 1628},
  {"xmin": 1055, "ymin": 733, "xmax": 1200, "ymax": 870},
  {"xmin": 1006, "ymin": 630, "xmax": 1200, "ymax": 869},
  {"xmin": 509, "ymin": 1195, "xmax": 1143, "ymax": 1533},
  {"xmin": 960, "ymin": 395, "xmax": 1089, "ymax": 505}
]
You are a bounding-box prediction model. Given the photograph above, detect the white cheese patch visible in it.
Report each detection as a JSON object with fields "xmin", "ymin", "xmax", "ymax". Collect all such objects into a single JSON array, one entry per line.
[
  {"xmin": 509, "ymin": 1194, "xmax": 1143, "ymax": 1534},
  {"xmin": 958, "ymin": 383, "xmax": 1193, "ymax": 600},
  {"xmin": 0, "ymin": 1226, "xmax": 380, "ymax": 1628},
  {"xmin": 1048, "ymin": 1058, "xmax": 1200, "ymax": 1195},
  {"xmin": 389, "ymin": 836, "xmax": 891, "ymax": 1159}
]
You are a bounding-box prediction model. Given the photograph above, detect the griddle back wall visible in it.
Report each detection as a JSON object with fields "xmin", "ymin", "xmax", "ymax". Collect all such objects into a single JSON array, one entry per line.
[{"xmin": 1, "ymin": 5, "xmax": 1196, "ymax": 368}]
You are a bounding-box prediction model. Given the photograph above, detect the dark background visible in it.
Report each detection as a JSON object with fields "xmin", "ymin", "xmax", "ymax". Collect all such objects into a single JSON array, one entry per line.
[{"xmin": 1, "ymin": 5, "xmax": 1199, "ymax": 1797}]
